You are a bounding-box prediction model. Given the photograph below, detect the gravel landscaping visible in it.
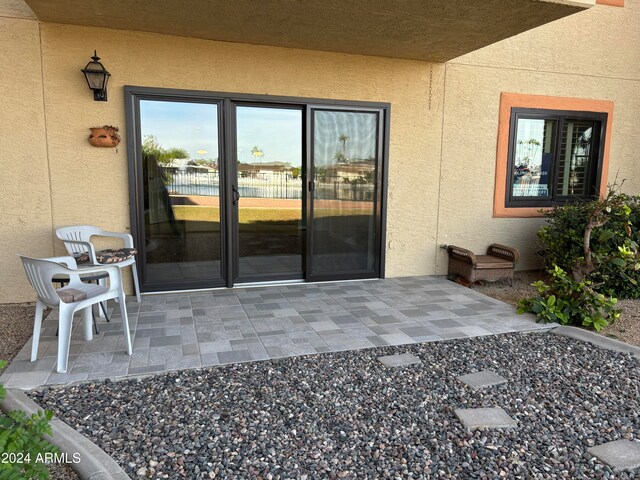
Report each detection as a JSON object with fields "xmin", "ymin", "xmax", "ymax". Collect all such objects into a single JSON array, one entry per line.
[
  {"xmin": 0, "ymin": 303, "xmax": 42, "ymax": 374},
  {"xmin": 31, "ymin": 332, "xmax": 640, "ymax": 479},
  {"xmin": 0, "ymin": 304, "xmax": 79, "ymax": 480}
]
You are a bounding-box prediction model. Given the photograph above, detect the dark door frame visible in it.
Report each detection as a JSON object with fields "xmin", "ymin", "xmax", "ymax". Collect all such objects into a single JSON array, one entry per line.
[
  {"xmin": 124, "ymin": 85, "xmax": 390, "ymax": 292},
  {"xmin": 229, "ymin": 101, "xmax": 306, "ymax": 285},
  {"xmin": 306, "ymin": 105, "xmax": 387, "ymax": 282}
]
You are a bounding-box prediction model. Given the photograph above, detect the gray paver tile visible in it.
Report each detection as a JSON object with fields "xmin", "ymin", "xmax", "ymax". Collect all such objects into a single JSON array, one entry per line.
[
  {"xmin": 149, "ymin": 335, "xmax": 182, "ymax": 348},
  {"xmin": 182, "ymin": 343, "xmax": 199, "ymax": 356},
  {"xmin": 400, "ymin": 325, "xmax": 436, "ymax": 338},
  {"xmin": 200, "ymin": 352, "xmax": 220, "ymax": 367},
  {"xmin": 457, "ymin": 370, "xmax": 508, "ymax": 390},
  {"xmin": 367, "ymin": 336, "xmax": 390, "ymax": 347},
  {"xmin": 200, "ymin": 340, "xmax": 233, "ymax": 353},
  {"xmin": 129, "ymin": 349, "xmax": 150, "ymax": 368},
  {"xmin": 379, "ymin": 332, "xmax": 416, "ymax": 346},
  {"xmin": 166, "ymin": 355, "xmax": 202, "ymax": 371},
  {"xmin": 148, "ymin": 345, "xmax": 181, "ymax": 365},
  {"xmin": 135, "ymin": 327, "xmax": 167, "ymax": 338},
  {"xmin": 588, "ymin": 440, "xmax": 640, "ymax": 470},
  {"xmin": 455, "ymin": 407, "xmax": 517, "ymax": 430},
  {"xmin": 377, "ymin": 352, "xmax": 422, "ymax": 367},
  {"xmin": 128, "ymin": 364, "xmax": 166, "ymax": 375},
  {"xmin": 218, "ymin": 349, "xmax": 252, "ymax": 363},
  {"xmin": 5, "ymin": 276, "xmax": 546, "ymax": 388}
]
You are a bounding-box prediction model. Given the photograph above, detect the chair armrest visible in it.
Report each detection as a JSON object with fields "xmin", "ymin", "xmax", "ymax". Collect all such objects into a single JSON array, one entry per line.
[
  {"xmin": 447, "ymin": 245, "xmax": 477, "ymax": 266},
  {"xmin": 48, "ymin": 256, "xmax": 78, "ymax": 269},
  {"xmin": 487, "ymin": 244, "xmax": 520, "ymax": 264},
  {"xmin": 94, "ymin": 231, "xmax": 134, "ymax": 248},
  {"xmin": 59, "ymin": 239, "xmax": 98, "ymax": 263},
  {"xmin": 55, "ymin": 264, "xmax": 121, "ymax": 289}
]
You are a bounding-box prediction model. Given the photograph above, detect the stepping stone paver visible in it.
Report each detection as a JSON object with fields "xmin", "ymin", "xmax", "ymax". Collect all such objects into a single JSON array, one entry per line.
[
  {"xmin": 588, "ymin": 440, "xmax": 640, "ymax": 470},
  {"xmin": 377, "ymin": 353, "xmax": 421, "ymax": 368},
  {"xmin": 454, "ymin": 407, "xmax": 517, "ymax": 430},
  {"xmin": 457, "ymin": 370, "xmax": 508, "ymax": 390}
]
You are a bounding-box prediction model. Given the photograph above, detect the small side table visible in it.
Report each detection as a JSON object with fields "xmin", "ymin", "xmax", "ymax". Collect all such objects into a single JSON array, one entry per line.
[{"xmin": 52, "ymin": 271, "xmax": 111, "ymax": 335}]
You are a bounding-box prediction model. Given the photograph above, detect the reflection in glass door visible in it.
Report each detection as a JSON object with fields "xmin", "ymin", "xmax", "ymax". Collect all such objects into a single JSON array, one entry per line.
[
  {"xmin": 139, "ymin": 99, "xmax": 225, "ymax": 289},
  {"xmin": 128, "ymin": 87, "xmax": 388, "ymax": 291},
  {"xmin": 309, "ymin": 109, "xmax": 381, "ymax": 279},
  {"xmin": 234, "ymin": 105, "xmax": 304, "ymax": 282}
]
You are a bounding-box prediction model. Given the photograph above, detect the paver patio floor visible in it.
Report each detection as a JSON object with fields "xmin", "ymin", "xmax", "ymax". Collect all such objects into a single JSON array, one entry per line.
[{"xmin": 1, "ymin": 276, "xmax": 551, "ymax": 389}]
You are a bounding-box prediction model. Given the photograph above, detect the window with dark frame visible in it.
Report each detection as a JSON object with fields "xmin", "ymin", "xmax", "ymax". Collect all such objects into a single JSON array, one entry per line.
[{"xmin": 506, "ymin": 108, "xmax": 607, "ymax": 208}]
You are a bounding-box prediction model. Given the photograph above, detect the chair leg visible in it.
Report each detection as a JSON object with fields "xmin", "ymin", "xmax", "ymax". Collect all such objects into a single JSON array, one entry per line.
[
  {"xmin": 82, "ymin": 307, "xmax": 93, "ymax": 341},
  {"xmin": 30, "ymin": 300, "xmax": 45, "ymax": 362},
  {"xmin": 96, "ymin": 277, "xmax": 106, "ymax": 318},
  {"xmin": 57, "ymin": 305, "xmax": 74, "ymax": 374},
  {"xmin": 99, "ymin": 301, "xmax": 111, "ymax": 322},
  {"xmin": 92, "ymin": 310, "xmax": 99, "ymax": 335},
  {"xmin": 131, "ymin": 263, "xmax": 142, "ymax": 303},
  {"xmin": 119, "ymin": 290, "xmax": 133, "ymax": 355}
]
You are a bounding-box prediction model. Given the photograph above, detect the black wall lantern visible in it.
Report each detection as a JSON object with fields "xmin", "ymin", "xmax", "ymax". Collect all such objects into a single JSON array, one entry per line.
[{"xmin": 81, "ymin": 50, "xmax": 110, "ymax": 101}]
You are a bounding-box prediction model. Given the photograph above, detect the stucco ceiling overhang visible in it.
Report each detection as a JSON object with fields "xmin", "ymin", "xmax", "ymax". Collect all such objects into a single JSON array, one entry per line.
[{"xmin": 24, "ymin": 0, "xmax": 594, "ymax": 62}]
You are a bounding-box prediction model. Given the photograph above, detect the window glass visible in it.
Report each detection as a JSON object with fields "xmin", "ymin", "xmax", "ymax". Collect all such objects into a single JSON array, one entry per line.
[
  {"xmin": 512, "ymin": 118, "xmax": 556, "ymax": 198},
  {"xmin": 556, "ymin": 120, "xmax": 594, "ymax": 196},
  {"xmin": 507, "ymin": 110, "xmax": 603, "ymax": 207}
]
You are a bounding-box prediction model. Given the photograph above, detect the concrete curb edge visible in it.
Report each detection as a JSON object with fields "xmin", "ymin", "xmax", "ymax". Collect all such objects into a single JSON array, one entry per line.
[
  {"xmin": 551, "ymin": 325, "xmax": 640, "ymax": 360},
  {"xmin": 1, "ymin": 388, "xmax": 131, "ymax": 480}
]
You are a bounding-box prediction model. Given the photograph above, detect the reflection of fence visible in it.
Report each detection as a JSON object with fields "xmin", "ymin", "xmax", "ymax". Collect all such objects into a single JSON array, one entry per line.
[
  {"xmin": 513, "ymin": 177, "xmax": 548, "ymax": 197},
  {"xmin": 315, "ymin": 180, "xmax": 375, "ymax": 202},
  {"xmin": 163, "ymin": 169, "xmax": 375, "ymax": 201}
]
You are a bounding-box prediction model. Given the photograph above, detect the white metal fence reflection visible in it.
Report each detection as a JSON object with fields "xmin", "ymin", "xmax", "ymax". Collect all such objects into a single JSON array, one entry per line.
[{"xmin": 163, "ymin": 170, "xmax": 375, "ymax": 201}]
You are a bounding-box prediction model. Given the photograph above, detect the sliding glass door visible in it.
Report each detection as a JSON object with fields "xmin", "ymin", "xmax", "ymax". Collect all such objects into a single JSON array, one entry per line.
[
  {"xmin": 307, "ymin": 108, "xmax": 383, "ymax": 280},
  {"xmin": 138, "ymin": 98, "xmax": 226, "ymax": 290},
  {"xmin": 233, "ymin": 104, "xmax": 304, "ymax": 282},
  {"xmin": 126, "ymin": 87, "xmax": 387, "ymax": 291}
]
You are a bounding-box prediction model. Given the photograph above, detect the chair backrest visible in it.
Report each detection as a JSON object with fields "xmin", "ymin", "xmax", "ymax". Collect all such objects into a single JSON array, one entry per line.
[
  {"xmin": 19, "ymin": 256, "xmax": 71, "ymax": 306},
  {"xmin": 56, "ymin": 225, "xmax": 103, "ymax": 255}
]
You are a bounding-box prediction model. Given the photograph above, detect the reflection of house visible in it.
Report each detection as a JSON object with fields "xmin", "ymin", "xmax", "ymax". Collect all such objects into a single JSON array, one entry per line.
[
  {"xmin": 186, "ymin": 164, "xmax": 217, "ymax": 174},
  {"xmin": 325, "ymin": 161, "xmax": 375, "ymax": 181},
  {"xmin": 162, "ymin": 159, "xmax": 218, "ymax": 174},
  {"xmin": 238, "ymin": 162, "xmax": 290, "ymax": 175}
]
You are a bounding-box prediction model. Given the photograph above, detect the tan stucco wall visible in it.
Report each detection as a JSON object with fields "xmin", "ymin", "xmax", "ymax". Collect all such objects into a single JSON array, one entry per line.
[
  {"xmin": 1, "ymin": 21, "xmax": 444, "ymax": 301},
  {"xmin": 0, "ymin": 9, "xmax": 53, "ymax": 302},
  {"xmin": 435, "ymin": 1, "xmax": 640, "ymax": 273},
  {"xmin": 1, "ymin": 0, "xmax": 638, "ymax": 302}
]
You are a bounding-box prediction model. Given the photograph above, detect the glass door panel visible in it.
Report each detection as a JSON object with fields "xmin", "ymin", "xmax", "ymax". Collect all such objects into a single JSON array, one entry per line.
[
  {"xmin": 139, "ymin": 99, "xmax": 224, "ymax": 288},
  {"xmin": 309, "ymin": 109, "xmax": 380, "ymax": 279},
  {"xmin": 234, "ymin": 105, "xmax": 304, "ymax": 281}
]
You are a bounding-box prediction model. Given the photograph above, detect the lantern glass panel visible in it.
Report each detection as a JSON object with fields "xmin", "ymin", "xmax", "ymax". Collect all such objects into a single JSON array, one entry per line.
[{"xmin": 85, "ymin": 70, "xmax": 105, "ymax": 90}]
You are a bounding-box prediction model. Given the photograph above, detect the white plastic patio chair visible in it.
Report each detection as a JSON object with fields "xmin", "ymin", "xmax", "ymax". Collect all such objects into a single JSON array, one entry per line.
[
  {"xmin": 19, "ymin": 255, "xmax": 133, "ymax": 374},
  {"xmin": 56, "ymin": 225, "xmax": 141, "ymax": 302}
]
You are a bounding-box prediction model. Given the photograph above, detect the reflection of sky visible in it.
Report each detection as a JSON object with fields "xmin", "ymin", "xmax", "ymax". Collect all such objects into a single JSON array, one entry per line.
[
  {"xmin": 515, "ymin": 119, "xmax": 545, "ymax": 167},
  {"xmin": 236, "ymin": 107, "xmax": 302, "ymax": 166},
  {"xmin": 314, "ymin": 111, "xmax": 377, "ymax": 166},
  {"xmin": 139, "ymin": 102, "xmax": 377, "ymax": 166},
  {"xmin": 140, "ymin": 100, "xmax": 219, "ymax": 160}
]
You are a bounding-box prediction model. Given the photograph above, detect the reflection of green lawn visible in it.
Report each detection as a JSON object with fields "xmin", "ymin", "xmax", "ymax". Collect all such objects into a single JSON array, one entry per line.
[
  {"xmin": 172, "ymin": 206, "xmax": 365, "ymax": 223},
  {"xmin": 153, "ymin": 206, "xmax": 372, "ymax": 236}
]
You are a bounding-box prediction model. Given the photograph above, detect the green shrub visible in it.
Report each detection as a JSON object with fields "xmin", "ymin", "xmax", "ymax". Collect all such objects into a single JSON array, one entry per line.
[
  {"xmin": 0, "ymin": 361, "xmax": 57, "ymax": 480},
  {"xmin": 538, "ymin": 193, "xmax": 640, "ymax": 298},
  {"xmin": 517, "ymin": 265, "xmax": 621, "ymax": 331}
]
